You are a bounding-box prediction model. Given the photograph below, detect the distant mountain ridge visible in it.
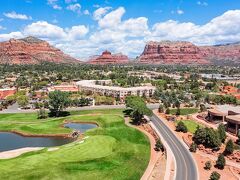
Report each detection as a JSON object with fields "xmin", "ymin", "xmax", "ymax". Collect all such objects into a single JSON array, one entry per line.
[
  {"xmin": 138, "ymin": 41, "xmax": 240, "ymax": 65},
  {"xmin": 0, "ymin": 36, "xmax": 80, "ymax": 64}
]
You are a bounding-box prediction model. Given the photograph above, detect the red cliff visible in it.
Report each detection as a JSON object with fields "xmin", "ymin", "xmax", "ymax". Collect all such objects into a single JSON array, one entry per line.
[
  {"xmin": 199, "ymin": 43, "xmax": 240, "ymax": 65},
  {"xmin": 88, "ymin": 50, "xmax": 129, "ymax": 65},
  {"xmin": 138, "ymin": 41, "xmax": 209, "ymax": 65},
  {"xmin": 0, "ymin": 36, "xmax": 80, "ymax": 64}
]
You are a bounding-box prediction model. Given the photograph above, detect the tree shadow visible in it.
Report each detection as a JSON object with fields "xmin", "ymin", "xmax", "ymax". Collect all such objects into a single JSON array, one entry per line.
[{"xmin": 48, "ymin": 111, "xmax": 70, "ymax": 117}]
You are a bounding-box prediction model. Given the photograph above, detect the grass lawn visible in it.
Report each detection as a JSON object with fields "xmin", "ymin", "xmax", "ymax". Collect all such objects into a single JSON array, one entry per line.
[
  {"xmin": 0, "ymin": 109, "xmax": 150, "ymax": 180},
  {"xmin": 170, "ymin": 108, "xmax": 199, "ymax": 115},
  {"xmin": 176, "ymin": 120, "xmax": 203, "ymax": 133}
]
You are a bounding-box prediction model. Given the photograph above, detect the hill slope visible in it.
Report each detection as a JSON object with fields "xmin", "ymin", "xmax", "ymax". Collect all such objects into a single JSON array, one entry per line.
[{"xmin": 0, "ymin": 36, "xmax": 80, "ymax": 64}]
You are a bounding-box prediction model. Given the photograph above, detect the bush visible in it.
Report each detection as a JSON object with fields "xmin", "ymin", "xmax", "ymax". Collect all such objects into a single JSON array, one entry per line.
[
  {"xmin": 176, "ymin": 121, "xmax": 188, "ymax": 133},
  {"xmin": 176, "ymin": 108, "xmax": 181, "ymax": 116},
  {"xmin": 204, "ymin": 161, "xmax": 212, "ymax": 170},
  {"xmin": 189, "ymin": 142, "xmax": 197, "ymax": 152},
  {"xmin": 215, "ymin": 154, "xmax": 226, "ymax": 169},
  {"xmin": 210, "ymin": 171, "xmax": 220, "ymax": 180},
  {"xmin": 37, "ymin": 108, "xmax": 47, "ymax": 119},
  {"xmin": 155, "ymin": 139, "xmax": 164, "ymax": 152},
  {"xmin": 158, "ymin": 104, "xmax": 164, "ymax": 113},
  {"xmin": 224, "ymin": 139, "xmax": 234, "ymax": 155},
  {"xmin": 165, "ymin": 108, "xmax": 170, "ymax": 114}
]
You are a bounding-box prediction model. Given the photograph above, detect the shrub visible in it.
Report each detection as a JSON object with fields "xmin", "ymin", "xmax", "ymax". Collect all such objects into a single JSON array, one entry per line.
[
  {"xmin": 176, "ymin": 121, "xmax": 188, "ymax": 133},
  {"xmin": 37, "ymin": 108, "xmax": 47, "ymax": 119},
  {"xmin": 224, "ymin": 139, "xmax": 234, "ymax": 155},
  {"xmin": 155, "ymin": 139, "xmax": 164, "ymax": 152},
  {"xmin": 204, "ymin": 161, "xmax": 212, "ymax": 170},
  {"xmin": 158, "ymin": 104, "xmax": 164, "ymax": 113},
  {"xmin": 165, "ymin": 108, "xmax": 170, "ymax": 114},
  {"xmin": 189, "ymin": 142, "xmax": 197, "ymax": 152},
  {"xmin": 210, "ymin": 171, "xmax": 220, "ymax": 180},
  {"xmin": 176, "ymin": 107, "xmax": 181, "ymax": 116},
  {"xmin": 215, "ymin": 154, "xmax": 225, "ymax": 169}
]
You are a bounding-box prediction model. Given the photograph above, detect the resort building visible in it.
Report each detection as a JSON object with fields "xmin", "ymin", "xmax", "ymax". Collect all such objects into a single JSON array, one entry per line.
[
  {"xmin": 76, "ymin": 80, "xmax": 156, "ymax": 99},
  {"xmin": 208, "ymin": 105, "xmax": 240, "ymax": 135},
  {"xmin": 0, "ymin": 88, "xmax": 17, "ymax": 100}
]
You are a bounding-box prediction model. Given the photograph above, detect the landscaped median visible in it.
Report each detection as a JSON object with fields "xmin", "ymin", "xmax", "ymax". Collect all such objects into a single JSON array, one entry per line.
[{"xmin": 0, "ymin": 109, "xmax": 150, "ymax": 180}]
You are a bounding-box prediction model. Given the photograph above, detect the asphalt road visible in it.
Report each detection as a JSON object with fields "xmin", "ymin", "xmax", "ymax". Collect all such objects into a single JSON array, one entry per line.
[
  {"xmin": 0, "ymin": 103, "xmax": 160, "ymax": 114},
  {"xmin": 150, "ymin": 114, "xmax": 198, "ymax": 180}
]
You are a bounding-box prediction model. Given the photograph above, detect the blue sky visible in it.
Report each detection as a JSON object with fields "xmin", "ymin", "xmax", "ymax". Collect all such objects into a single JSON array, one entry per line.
[{"xmin": 0, "ymin": 0, "xmax": 240, "ymax": 60}]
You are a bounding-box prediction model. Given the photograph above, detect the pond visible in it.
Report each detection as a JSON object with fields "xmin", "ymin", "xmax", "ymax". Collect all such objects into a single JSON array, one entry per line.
[
  {"xmin": 0, "ymin": 122, "xmax": 97, "ymax": 152},
  {"xmin": 64, "ymin": 122, "xmax": 97, "ymax": 132}
]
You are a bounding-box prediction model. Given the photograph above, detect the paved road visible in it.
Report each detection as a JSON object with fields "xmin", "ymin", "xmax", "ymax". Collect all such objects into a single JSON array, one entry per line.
[
  {"xmin": 0, "ymin": 104, "xmax": 159, "ymax": 114},
  {"xmin": 150, "ymin": 114, "xmax": 198, "ymax": 180}
]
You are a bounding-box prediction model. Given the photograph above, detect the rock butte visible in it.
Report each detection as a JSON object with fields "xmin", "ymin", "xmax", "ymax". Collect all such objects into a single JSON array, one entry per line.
[
  {"xmin": 138, "ymin": 41, "xmax": 209, "ymax": 65},
  {"xmin": 88, "ymin": 50, "xmax": 129, "ymax": 65},
  {"xmin": 0, "ymin": 36, "xmax": 80, "ymax": 64},
  {"xmin": 138, "ymin": 41, "xmax": 240, "ymax": 65}
]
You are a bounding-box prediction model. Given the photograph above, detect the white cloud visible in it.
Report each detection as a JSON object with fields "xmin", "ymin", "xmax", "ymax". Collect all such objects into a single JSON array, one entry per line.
[
  {"xmin": 98, "ymin": 7, "xmax": 125, "ymax": 28},
  {"xmin": 177, "ymin": 9, "xmax": 184, "ymax": 15},
  {"xmin": 197, "ymin": 1, "xmax": 208, "ymax": 6},
  {"xmin": 52, "ymin": 4, "xmax": 62, "ymax": 10},
  {"xmin": 66, "ymin": 3, "xmax": 81, "ymax": 13},
  {"xmin": 93, "ymin": 7, "xmax": 112, "ymax": 20},
  {"xmin": 67, "ymin": 25, "xmax": 89, "ymax": 40},
  {"xmin": 65, "ymin": 0, "xmax": 77, "ymax": 3},
  {"xmin": 0, "ymin": 31, "xmax": 23, "ymax": 41},
  {"xmin": 83, "ymin": 10, "xmax": 90, "ymax": 15},
  {"xmin": 3, "ymin": 11, "xmax": 32, "ymax": 20},
  {"xmin": 23, "ymin": 21, "xmax": 88, "ymax": 41},
  {"xmin": 47, "ymin": 0, "xmax": 62, "ymax": 10},
  {"xmin": 23, "ymin": 21, "xmax": 67, "ymax": 39}
]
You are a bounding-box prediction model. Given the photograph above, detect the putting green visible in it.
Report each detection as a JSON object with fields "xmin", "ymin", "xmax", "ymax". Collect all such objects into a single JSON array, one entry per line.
[{"xmin": 0, "ymin": 109, "xmax": 150, "ymax": 180}]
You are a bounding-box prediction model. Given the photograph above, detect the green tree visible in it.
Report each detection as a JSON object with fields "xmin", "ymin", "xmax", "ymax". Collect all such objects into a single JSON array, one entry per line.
[
  {"xmin": 176, "ymin": 121, "xmax": 188, "ymax": 133},
  {"xmin": 224, "ymin": 139, "xmax": 234, "ymax": 155},
  {"xmin": 215, "ymin": 154, "xmax": 226, "ymax": 169},
  {"xmin": 17, "ymin": 95, "xmax": 29, "ymax": 108},
  {"xmin": 218, "ymin": 123, "xmax": 226, "ymax": 143},
  {"xmin": 125, "ymin": 96, "xmax": 152, "ymax": 125},
  {"xmin": 48, "ymin": 90, "xmax": 70, "ymax": 117},
  {"xmin": 194, "ymin": 127, "xmax": 221, "ymax": 149},
  {"xmin": 210, "ymin": 171, "xmax": 220, "ymax": 180},
  {"xmin": 204, "ymin": 161, "xmax": 212, "ymax": 170}
]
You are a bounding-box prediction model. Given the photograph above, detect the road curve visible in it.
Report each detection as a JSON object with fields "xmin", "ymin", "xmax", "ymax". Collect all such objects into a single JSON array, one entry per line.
[{"xmin": 150, "ymin": 114, "xmax": 198, "ymax": 180}]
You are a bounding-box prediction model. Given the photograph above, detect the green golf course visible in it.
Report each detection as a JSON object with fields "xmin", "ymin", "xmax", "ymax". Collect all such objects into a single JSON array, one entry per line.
[{"xmin": 0, "ymin": 109, "xmax": 150, "ymax": 180}]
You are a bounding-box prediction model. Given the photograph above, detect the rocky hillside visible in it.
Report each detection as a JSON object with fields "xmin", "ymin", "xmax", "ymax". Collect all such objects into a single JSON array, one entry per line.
[
  {"xmin": 199, "ymin": 42, "xmax": 240, "ymax": 65},
  {"xmin": 88, "ymin": 50, "xmax": 129, "ymax": 65},
  {"xmin": 138, "ymin": 41, "xmax": 209, "ymax": 65},
  {"xmin": 0, "ymin": 36, "xmax": 80, "ymax": 64},
  {"xmin": 138, "ymin": 41, "xmax": 240, "ymax": 65}
]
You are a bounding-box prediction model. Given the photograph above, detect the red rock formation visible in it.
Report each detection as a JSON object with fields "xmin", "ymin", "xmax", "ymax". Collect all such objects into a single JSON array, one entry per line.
[
  {"xmin": 0, "ymin": 36, "xmax": 80, "ymax": 64},
  {"xmin": 138, "ymin": 41, "xmax": 209, "ymax": 65},
  {"xmin": 139, "ymin": 41, "xmax": 240, "ymax": 65},
  {"xmin": 88, "ymin": 50, "xmax": 129, "ymax": 65},
  {"xmin": 199, "ymin": 43, "xmax": 240, "ymax": 64}
]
